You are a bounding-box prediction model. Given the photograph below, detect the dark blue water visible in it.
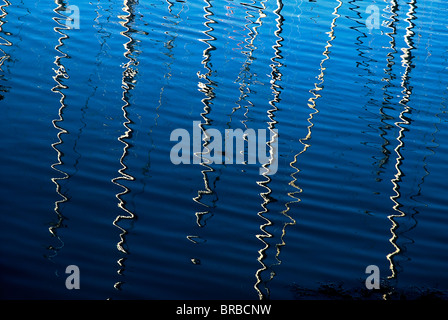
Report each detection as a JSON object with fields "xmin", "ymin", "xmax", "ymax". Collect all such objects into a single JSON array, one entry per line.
[{"xmin": 1, "ymin": 0, "xmax": 447, "ymax": 300}]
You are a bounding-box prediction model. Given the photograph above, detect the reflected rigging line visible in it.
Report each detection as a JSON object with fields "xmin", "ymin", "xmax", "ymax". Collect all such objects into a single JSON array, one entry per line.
[
  {"xmin": 112, "ymin": 0, "xmax": 139, "ymax": 290},
  {"xmin": 264, "ymin": 0, "xmax": 306, "ymax": 295},
  {"xmin": 387, "ymin": 0, "xmax": 417, "ymax": 280},
  {"xmin": 192, "ymin": 0, "xmax": 218, "ymax": 229},
  {"xmin": 254, "ymin": 0, "xmax": 284, "ymax": 300},
  {"xmin": 48, "ymin": 1, "xmax": 71, "ymax": 261},
  {"xmin": 255, "ymin": 0, "xmax": 342, "ymax": 300}
]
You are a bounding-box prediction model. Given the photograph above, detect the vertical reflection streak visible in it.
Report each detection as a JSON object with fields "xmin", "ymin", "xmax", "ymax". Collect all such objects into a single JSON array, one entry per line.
[
  {"xmin": 270, "ymin": 0, "xmax": 306, "ymax": 288},
  {"xmin": 264, "ymin": 0, "xmax": 342, "ymax": 298},
  {"xmin": 192, "ymin": 0, "xmax": 217, "ymax": 228},
  {"xmin": 387, "ymin": 0, "xmax": 417, "ymax": 280},
  {"xmin": 254, "ymin": 0, "xmax": 283, "ymax": 300},
  {"xmin": 112, "ymin": 0, "xmax": 139, "ymax": 290},
  {"xmin": 48, "ymin": 0, "xmax": 71, "ymax": 260},
  {"xmin": 377, "ymin": 0, "xmax": 399, "ymax": 174}
]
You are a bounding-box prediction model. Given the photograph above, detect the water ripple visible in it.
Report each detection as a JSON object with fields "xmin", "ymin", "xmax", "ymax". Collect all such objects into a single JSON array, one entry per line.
[{"xmin": 2, "ymin": 0, "xmax": 448, "ymax": 300}]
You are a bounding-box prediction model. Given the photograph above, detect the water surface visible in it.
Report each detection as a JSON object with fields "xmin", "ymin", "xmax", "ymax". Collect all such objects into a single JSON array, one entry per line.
[{"xmin": 1, "ymin": 0, "xmax": 447, "ymax": 300}]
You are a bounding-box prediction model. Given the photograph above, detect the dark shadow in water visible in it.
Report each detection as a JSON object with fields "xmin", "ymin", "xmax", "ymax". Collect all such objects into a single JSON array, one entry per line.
[
  {"xmin": 347, "ymin": 0, "xmax": 370, "ymax": 68},
  {"xmin": 254, "ymin": 0, "xmax": 284, "ymax": 300},
  {"xmin": 112, "ymin": 0, "xmax": 140, "ymax": 291},
  {"xmin": 48, "ymin": 1, "xmax": 71, "ymax": 262},
  {"xmin": 387, "ymin": 0, "xmax": 418, "ymax": 281},
  {"xmin": 290, "ymin": 280, "xmax": 448, "ymax": 300}
]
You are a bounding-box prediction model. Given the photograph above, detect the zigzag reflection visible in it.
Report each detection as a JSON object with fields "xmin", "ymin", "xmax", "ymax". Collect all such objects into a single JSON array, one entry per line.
[
  {"xmin": 112, "ymin": 0, "xmax": 139, "ymax": 291},
  {"xmin": 48, "ymin": 1, "xmax": 71, "ymax": 261},
  {"xmin": 0, "ymin": 0, "xmax": 11, "ymax": 72},
  {"xmin": 387, "ymin": 0, "xmax": 417, "ymax": 280},
  {"xmin": 254, "ymin": 0, "xmax": 284, "ymax": 300},
  {"xmin": 192, "ymin": 0, "xmax": 218, "ymax": 229},
  {"xmin": 254, "ymin": 0, "xmax": 342, "ymax": 300}
]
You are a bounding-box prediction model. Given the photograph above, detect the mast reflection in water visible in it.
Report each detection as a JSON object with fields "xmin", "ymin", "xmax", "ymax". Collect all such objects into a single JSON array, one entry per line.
[{"xmin": 112, "ymin": 0, "xmax": 139, "ymax": 291}]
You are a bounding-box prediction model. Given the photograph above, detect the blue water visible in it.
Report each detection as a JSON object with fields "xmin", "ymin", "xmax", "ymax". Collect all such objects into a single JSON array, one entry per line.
[{"xmin": 1, "ymin": 0, "xmax": 447, "ymax": 300}]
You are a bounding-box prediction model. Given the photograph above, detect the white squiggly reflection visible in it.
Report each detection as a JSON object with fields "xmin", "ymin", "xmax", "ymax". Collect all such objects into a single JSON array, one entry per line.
[
  {"xmin": 387, "ymin": 0, "xmax": 417, "ymax": 281},
  {"xmin": 48, "ymin": 0, "xmax": 71, "ymax": 261},
  {"xmin": 191, "ymin": 0, "xmax": 218, "ymax": 234},
  {"xmin": 112, "ymin": 0, "xmax": 139, "ymax": 291},
  {"xmin": 254, "ymin": 0, "xmax": 284, "ymax": 300}
]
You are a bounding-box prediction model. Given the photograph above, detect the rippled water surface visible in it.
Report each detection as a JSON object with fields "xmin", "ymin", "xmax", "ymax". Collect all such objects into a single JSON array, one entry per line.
[{"xmin": 1, "ymin": 0, "xmax": 447, "ymax": 300}]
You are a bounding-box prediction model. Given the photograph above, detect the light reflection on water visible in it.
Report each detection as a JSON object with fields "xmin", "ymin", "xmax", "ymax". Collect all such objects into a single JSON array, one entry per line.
[{"xmin": 0, "ymin": 0, "xmax": 447, "ymax": 299}]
